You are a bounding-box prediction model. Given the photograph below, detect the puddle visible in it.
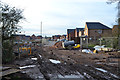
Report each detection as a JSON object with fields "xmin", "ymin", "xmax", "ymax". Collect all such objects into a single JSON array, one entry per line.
[
  {"xmin": 58, "ymin": 74, "xmax": 83, "ymax": 78},
  {"xmin": 108, "ymin": 63, "xmax": 118, "ymax": 65},
  {"xmin": 31, "ymin": 58, "xmax": 37, "ymax": 60},
  {"xmin": 96, "ymin": 62, "xmax": 104, "ymax": 64},
  {"xmin": 21, "ymin": 70, "xmax": 30, "ymax": 73},
  {"xmin": 19, "ymin": 65, "xmax": 36, "ymax": 69},
  {"xmin": 110, "ymin": 73, "xmax": 119, "ymax": 78},
  {"xmin": 82, "ymin": 49, "xmax": 93, "ymax": 54},
  {"xmin": 84, "ymin": 64, "xmax": 88, "ymax": 66},
  {"xmin": 83, "ymin": 72, "xmax": 91, "ymax": 78},
  {"xmin": 38, "ymin": 54, "xmax": 42, "ymax": 58},
  {"xmin": 49, "ymin": 59, "xmax": 61, "ymax": 64},
  {"xmin": 95, "ymin": 68, "xmax": 107, "ymax": 73}
]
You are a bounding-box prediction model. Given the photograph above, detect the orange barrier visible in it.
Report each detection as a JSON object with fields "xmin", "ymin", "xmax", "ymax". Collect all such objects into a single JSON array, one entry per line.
[{"xmin": 19, "ymin": 47, "xmax": 31, "ymax": 55}]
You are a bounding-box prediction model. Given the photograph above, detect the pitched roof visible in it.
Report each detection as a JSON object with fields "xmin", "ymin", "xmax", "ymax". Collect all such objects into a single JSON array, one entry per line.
[
  {"xmin": 54, "ymin": 35, "xmax": 61, "ymax": 37},
  {"xmin": 37, "ymin": 35, "xmax": 42, "ymax": 37},
  {"xmin": 12, "ymin": 34, "xmax": 25, "ymax": 36},
  {"xmin": 76, "ymin": 28, "xmax": 84, "ymax": 32},
  {"xmin": 25, "ymin": 36, "xmax": 30, "ymax": 37},
  {"xmin": 86, "ymin": 22, "xmax": 111, "ymax": 29},
  {"xmin": 62, "ymin": 35, "xmax": 67, "ymax": 36},
  {"xmin": 67, "ymin": 29, "xmax": 75, "ymax": 34}
]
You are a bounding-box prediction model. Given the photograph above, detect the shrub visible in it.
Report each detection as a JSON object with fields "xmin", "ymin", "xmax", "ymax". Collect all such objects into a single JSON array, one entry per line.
[{"xmin": 2, "ymin": 40, "xmax": 15, "ymax": 64}]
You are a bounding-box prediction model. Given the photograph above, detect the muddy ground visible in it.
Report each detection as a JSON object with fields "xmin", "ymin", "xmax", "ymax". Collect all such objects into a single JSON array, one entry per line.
[{"xmin": 2, "ymin": 45, "xmax": 120, "ymax": 80}]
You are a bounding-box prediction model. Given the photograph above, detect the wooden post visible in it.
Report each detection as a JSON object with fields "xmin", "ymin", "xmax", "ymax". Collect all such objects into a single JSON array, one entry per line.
[
  {"xmin": 111, "ymin": 38, "xmax": 113, "ymax": 48},
  {"xmin": 80, "ymin": 37, "xmax": 82, "ymax": 49},
  {"xmin": 100, "ymin": 38, "xmax": 102, "ymax": 46},
  {"xmin": 41, "ymin": 21, "xmax": 42, "ymax": 44},
  {"xmin": 86, "ymin": 38, "xmax": 88, "ymax": 48},
  {"xmin": 118, "ymin": 37, "xmax": 120, "ymax": 48}
]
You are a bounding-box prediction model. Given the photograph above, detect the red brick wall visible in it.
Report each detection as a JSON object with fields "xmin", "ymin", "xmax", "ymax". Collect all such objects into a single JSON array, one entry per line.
[
  {"xmin": 88, "ymin": 29, "xmax": 112, "ymax": 39},
  {"xmin": 69, "ymin": 31, "xmax": 75, "ymax": 41},
  {"xmin": 75, "ymin": 29, "xmax": 77, "ymax": 37}
]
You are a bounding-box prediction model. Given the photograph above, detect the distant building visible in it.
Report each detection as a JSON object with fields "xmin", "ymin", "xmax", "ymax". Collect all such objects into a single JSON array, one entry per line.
[
  {"xmin": 31, "ymin": 34, "xmax": 36, "ymax": 40},
  {"xmin": 67, "ymin": 29, "xmax": 75, "ymax": 41},
  {"xmin": 75, "ymin": 28, "xmax": 84, "ymax": 37},
  {"xmin": 60, "ymin": 35, "xmax": 67, "ymax": 39},
  {"xmin": 74, "ymin": 28, "xmax": 84, "ymax": 44},
  {"xmin": 13, "ymin": 34, "xmax": 25, "ymax": 41},
  {"xmin": 46, "ymin": 37, "xmax": 51, "ymax": 40},
  {"xmin": 52, "ymin": 35, "xmax": 61, "ymax": 41},
  {"xmin": 25, "ymin": 35, "xmax": 31, "ymax": 41},
  {"xmin": 84, "ymin": 22, "xmax": 112, "ymax": 40},
  {"xmin": 37, "ymin": 35, "xmax": 42, "ymax": 39}
]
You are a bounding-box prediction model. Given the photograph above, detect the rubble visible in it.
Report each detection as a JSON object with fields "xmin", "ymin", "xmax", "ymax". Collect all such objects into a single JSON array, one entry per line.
[
  {"xmin": 19, "ymin": 65, "xmax": 36, "ymax": 69},
  {"xmin": 9, "ymin": 43, "xmax": 119, "ymax": 80},
  {"xmin": 82, "ymin": 49, "xmax": 93, "ymax": 54},
  {"xmin": 95, "ymin": 68, "xmax": 107, "ymax": 73},
  {"xmin": 94, "ymin": 45, "xmax": 105, "ymax": 51},
  {"xmin": 94, "ymin": 45, "xmax": 113, "ymax": 51},
  {"xmin": 31, "ymin": 58, "xmax": 37, "ymax": 60},
  {"xmin": 53, "ymin": 41, "xmax": 63, "ymax": 49},
  {"xmin": 49, "ymin": 59, "xmax": 61, "ymax": 64}
]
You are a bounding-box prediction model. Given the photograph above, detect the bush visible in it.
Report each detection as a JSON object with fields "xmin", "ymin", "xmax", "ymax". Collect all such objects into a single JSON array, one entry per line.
[
  {"xmin": 113, "ymin": 38, "xmax": 120, "ymax": 49},
  {"xmin": 88, "ymin": 44, "xmax": 96, "ymax": 48},
  {"xmin": 2, "ymin": 40, "xmax": 15, "ymax": 64}
]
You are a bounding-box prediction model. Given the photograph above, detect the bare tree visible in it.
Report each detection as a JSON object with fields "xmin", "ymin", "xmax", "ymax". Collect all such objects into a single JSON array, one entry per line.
[
  {"xmin": 0, "ymin": 2, "xmax": 24, "ymax": 63},
  {"xmin": 106, "ymin": 0, "xmax": 120, "ymax": 49},
  {"xmin": 0, "ymin": 2, "xmax": 24, "ymax": 42},
  {"xmin": 107, "ymin": 0, "xmax": 120, "ymax": 25}
]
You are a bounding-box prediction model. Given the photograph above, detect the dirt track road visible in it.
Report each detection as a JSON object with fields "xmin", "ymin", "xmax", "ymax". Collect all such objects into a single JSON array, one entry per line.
[{"xmin": 12, "ymin": 45, "xmax": 120, "ymax": 80}]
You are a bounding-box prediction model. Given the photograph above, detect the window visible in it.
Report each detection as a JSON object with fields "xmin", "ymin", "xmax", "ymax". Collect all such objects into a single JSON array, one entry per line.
[{"xmin": 97, "ymin": 30, "xmax": 102, "ymax": 34}]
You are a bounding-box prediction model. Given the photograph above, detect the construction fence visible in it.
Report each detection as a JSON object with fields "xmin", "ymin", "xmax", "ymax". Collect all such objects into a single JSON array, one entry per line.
[{"xmin": 75, "ymin": 37, "xmax": 120, "ymax": 49}]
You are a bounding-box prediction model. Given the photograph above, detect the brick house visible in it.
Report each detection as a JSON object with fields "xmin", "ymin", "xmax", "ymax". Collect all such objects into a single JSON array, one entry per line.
[
  {"xmin": 84, "ymin": 22, "xmax": 112, "ymax": 40},
  {"xmin": 74, "ymin": 28, "xmax": 84, "ymax": 44},
  {"xmin": 52, "ymin": 35, "xmax": 61, "ymax": 41},
  {"xmin": 25, "ymin": 35, "xmax": 31, "ymax": 41},
  {"xmin": 75, "ymin": 28, "xmax": 84, "ymax": 37},
  {"xmin": 37, "ymin": 35, "xmax": 42, "ymax": 39},
  {"xmin": 13, "ymin": 34, "xmax": 25, "ymax": 41},
  {"xmin": 67, "ymin": 29, "xmax": 75, "ymax": 41},
  {"xmin": 31, "ymin": 34, "xmax": 36, "ymax": 40}
]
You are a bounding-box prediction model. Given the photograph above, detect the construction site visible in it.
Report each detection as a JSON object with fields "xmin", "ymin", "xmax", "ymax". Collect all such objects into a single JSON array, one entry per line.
[
  {"xmin": 1, "ymin": 40, "xmax": 120, "ymax": 80},
  {"xmin": 0, "ymin": 0, "xmax": 120, "ymax": 80}
]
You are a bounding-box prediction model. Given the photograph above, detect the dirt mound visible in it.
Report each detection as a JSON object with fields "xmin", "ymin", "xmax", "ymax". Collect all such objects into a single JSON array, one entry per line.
[{"xmin": 53, "ymin": 41, "xmax": 63, "ymax": 49}]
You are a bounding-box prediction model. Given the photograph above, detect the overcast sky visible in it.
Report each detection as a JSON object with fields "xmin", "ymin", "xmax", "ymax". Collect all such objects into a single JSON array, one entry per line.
[{"xmin": 2, "ymin": 0, "xmax": 117, "ymax": 36}]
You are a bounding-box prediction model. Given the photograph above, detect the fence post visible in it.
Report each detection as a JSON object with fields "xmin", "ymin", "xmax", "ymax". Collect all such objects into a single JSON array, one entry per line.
[
  {"xmin": 80, "ymin": 37, "xmax": 82, "ymax": 49},
  {"xmin": 112, "ymin": 38, "xmax": 113, "ymax": 48},
  {"xmin": 80, "ymin": 37, "xmax": 82, "ymax": 52},
  {"xmin": 86, "ymin": 38, "xmax": 88, "ymax": 48},
  {"xmin": 118, "ymin": 37, "xmax": 120, "ymax": 49},
  {"xmin": 99, "ymin": 38, "xmax": 102, "ymax": 46}
]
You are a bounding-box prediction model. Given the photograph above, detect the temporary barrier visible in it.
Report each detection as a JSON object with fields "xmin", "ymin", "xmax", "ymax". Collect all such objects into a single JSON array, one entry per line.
[{"xmin": 19, "ymin": 47, "xmax": 31, "ymax": 55}]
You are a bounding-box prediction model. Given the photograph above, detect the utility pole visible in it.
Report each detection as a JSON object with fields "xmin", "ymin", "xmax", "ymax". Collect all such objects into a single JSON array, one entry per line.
[
  {"xmin": 118, "ymin": 1, "xmax": 120, "ymax": 25},
  {"xmin": 41, "ymin": 21, "xmax": 42, "ymax": 44}
]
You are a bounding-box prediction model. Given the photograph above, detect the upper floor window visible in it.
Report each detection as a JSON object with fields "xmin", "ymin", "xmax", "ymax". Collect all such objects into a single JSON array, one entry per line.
[{"xmin": 97, "ymin": 30, "xmax": 102, "ymax": 34}]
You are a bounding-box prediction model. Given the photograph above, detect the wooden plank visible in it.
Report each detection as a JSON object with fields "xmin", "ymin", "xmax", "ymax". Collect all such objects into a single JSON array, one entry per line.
[
  {"xmin": 0, "ymin": 66, "xmax": 11, "ymax": 71},
  {"xmin": 0, "ymin": 69, "xmax": 21, "ymax": 77},
  {"xmin": 2, "ymin": 67, "xmax": 11, "ymax": 71}
]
